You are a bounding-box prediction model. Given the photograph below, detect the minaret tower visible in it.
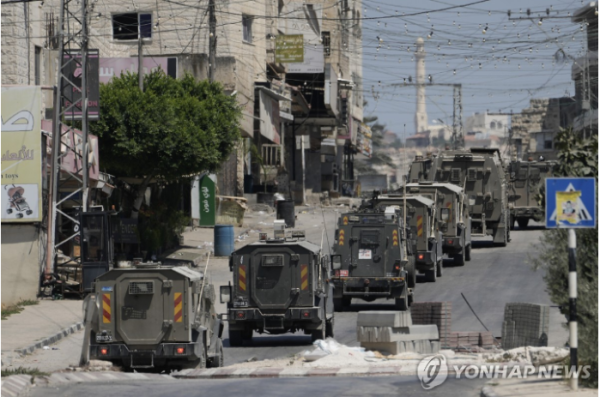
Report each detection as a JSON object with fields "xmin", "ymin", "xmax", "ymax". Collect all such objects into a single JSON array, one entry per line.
[{"xmin": 414, "ymin": 37, "xmax": 428, "ymax": 133}]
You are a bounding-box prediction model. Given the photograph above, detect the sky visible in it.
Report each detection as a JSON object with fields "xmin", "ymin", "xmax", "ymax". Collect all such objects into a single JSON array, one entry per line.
[{"xmin": 360, "ymin": 0, "xmax": 592, "ymax": 139}]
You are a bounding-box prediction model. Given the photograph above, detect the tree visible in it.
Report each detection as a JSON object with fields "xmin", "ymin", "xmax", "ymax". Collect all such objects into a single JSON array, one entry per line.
[
  {"xmin": 91, "ymin": 71, "xmax": 241, "ymax": 217},
  {"xmin": 532, "ymin": 128, "xmax": 598, "ymax": 387}
]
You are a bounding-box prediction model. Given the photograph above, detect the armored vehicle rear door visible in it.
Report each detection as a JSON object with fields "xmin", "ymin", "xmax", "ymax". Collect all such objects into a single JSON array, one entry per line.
[
  {"xmin": 113, "ymin": 272, "xmax": 170, "ymax": 345},
  {"xmin": 350, "ymin": 223, "xmax": 396, "ymax": 278},
  {"xmin": 249, "ymin": 247, "xmax": 312, "ymax": 309}
]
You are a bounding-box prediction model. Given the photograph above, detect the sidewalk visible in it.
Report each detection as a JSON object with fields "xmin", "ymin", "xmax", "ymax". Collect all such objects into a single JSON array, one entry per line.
[
  {"xmin": 1, "ymin": 300, "xmax": 84, "ymax": 363},
  {"xmin": 481, "ymin": 377, "xmax": 597, "ymax": 397}
]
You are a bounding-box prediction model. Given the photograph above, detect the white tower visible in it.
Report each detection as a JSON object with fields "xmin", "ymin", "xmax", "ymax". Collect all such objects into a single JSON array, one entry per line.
[{"xmin": 414, "ymin": 37, "xmax": 428, "ymax": 133}]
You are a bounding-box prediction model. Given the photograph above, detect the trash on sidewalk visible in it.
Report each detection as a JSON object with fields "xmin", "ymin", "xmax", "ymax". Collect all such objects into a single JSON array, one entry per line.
[
  {"xmin": 42, "ymin": 346, "xmax": 50, "ymax": 350},
  {"xmin": 300, "ymin": 338, "xmax": 372, "ymax": 365},
  {"xmin": 216, "ymin": 196, "xmax": 248, "ymax": 227}
]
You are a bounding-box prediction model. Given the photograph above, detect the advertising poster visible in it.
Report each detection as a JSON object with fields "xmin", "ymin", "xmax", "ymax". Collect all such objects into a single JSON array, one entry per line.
[{"xmin": 1, "ymin": 86, "xmax": 43, "ymax": 222}]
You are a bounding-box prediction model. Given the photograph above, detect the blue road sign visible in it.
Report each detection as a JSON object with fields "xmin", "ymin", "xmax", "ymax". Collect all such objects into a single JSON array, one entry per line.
[{"xmin": 546, "ymin": 177, "xmax": 596, "ymax": 228}]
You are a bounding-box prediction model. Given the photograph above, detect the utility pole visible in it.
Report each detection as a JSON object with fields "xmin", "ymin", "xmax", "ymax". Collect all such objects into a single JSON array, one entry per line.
[
  {"xmin": 138, "ymin": 37, "xmax": 143, "ymax": 90},
  {"xmin": 208, "ymin": 0, "xmax": 216, "ymax": 82},
  {"xmin": 568, "ymin": 228, "xmax": 578, "ymax": 391}
]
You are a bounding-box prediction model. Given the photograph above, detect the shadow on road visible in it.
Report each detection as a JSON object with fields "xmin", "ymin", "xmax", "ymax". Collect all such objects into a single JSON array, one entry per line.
[
  {"xmin": 471, "ymin": 240, "xmax": 497, "ymax": 249},
  {"xmin": 225, "ymin": 335, "xmax": 313, "ymax": 348}
]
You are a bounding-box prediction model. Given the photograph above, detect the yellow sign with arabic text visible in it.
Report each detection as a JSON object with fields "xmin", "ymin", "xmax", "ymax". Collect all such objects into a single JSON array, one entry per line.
[
  {"xmin": 556, "ymin": 190, "xmax": 581, "ymax": 225},
  {"xmin": 1, "ymin": 86, "xmax": 43, "ymax": 222}
]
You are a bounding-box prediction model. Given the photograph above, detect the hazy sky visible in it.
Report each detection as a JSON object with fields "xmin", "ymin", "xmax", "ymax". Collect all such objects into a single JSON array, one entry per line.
[{"xmin": 360, "ymin": 0, "xmax": 591, "ymax": 139}]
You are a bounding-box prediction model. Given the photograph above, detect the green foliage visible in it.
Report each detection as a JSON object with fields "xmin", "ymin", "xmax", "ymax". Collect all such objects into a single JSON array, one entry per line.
[
  {"xmin": 532, "ymin": 127, "xmax": 598, "ymax": 387},
  {"xmin": 91, "ymin": 71, "xmax": 241, "ymax": 180},
  {"xmin": 1, "ymin": 299, "xmax": 39, "ymax": 320},
  {"xmin": 138, "ymin": 199, "xmax": 190, "ymax": 256}
]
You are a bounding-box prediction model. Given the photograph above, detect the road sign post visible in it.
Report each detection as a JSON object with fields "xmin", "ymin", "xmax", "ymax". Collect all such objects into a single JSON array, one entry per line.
[{"xmin": 545, "ymin": 177, "xmax": 596, "ymax": 391}]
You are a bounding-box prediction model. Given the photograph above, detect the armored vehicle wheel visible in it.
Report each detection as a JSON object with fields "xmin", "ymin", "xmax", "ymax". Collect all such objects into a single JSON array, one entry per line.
[
  {"xmin": 425, "ymin": 264, "xmax": 437, "ymax": 283},
  {"xmin": 510, "ymin": 214, "xmax": 516, "ymax": 230},
  {"xmin": 333, "ymin": 297, "xmax": 351, "ymax": 312},
  {"xmin": 311, "ymin": 311, "xmax": 326, "ymax": 342},
  {"xmin": 325, "ymin": 318, "xmax": 334, "ymax": 338},
  {"xmin": 242, "ymin": 326, "xmax": 253, "ymax": 342},
  {"xmin": 517, "ymin": 218, "xmax": 529, "ymax": 229},
  {"xmin": 394, "ymin": 288, "xmax": 409, "ymax": 311},
  {"xmin": 228, "ymin": 329, "xmax": 244, "ymax": 347},
  {"xmin": 408, "ymin": 291, "xmax": 414, "ymax": 307},
  {"xmin": 436, "ymin": 260, "xmax": 443, "ymax": 278},
  {"xmin": 207, "ymin": 339, "xmax": 223, "ymax": 368},
  {"xmin": 406, "ymin": 257, "xmax": 416, "ymax": 288},
  {"xmin": 180, "ymin": 344, "xmax": 207, "ymax": 370},
  {"xmin": 454, "ymin": 247, "xmax": 465, "ymax": 266},
  {"xmin": 465, "ymin": 244, "xmax": 472, "ymax": 261}
]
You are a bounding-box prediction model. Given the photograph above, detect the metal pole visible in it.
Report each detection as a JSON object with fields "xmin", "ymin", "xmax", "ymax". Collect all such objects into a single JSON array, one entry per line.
[
  {"xmin": 568, "ymin": 228, "xmax": 578, "ymax": 391},
  {"xmin": 81, "ymin": 0, "xmax": 89, "ymax": 211},
  {"xmin": 301, "ymin": 134, "xmax": 306, "ymax": 205},
  {"xmin": 208, "ymin": 0, "xmax": 216, "ymax": 83},
  {"xmin": 46, "ymin": 86, "xmax": 58, "ymax": 276},
  {"xmin": 138, "ymin": 37, "xmax": 143, "ymax": 90}
]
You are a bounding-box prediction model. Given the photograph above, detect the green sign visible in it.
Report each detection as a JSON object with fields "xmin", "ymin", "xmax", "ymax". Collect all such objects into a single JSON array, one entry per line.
[
  {"xmin": 275, "ymin": 35, "xmax": 304, "ymax": 63},
  {"xmin": 199, "ymin": 175, "xmax": 216, "ymax": 227}
]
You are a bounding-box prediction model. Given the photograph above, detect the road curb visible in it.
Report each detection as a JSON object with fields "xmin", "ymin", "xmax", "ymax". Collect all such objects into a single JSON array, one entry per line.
[
  {"xmin": 1, "ymin": 375, "xmax": 32, "ymax": 397},
  {"xmin": 40, "ymin": 371, "xmax": 174, "ymax": 386},
  {"xmin": 480, "ymin": 386, "xmax": 500, "ymax": 397},
  {"xmin": 173, "ymin": 366, "xmax": 409, "ymax": 379},
  {"xmin": 14, "ymin": 322, "xmax": 84, "ymax": 356}
]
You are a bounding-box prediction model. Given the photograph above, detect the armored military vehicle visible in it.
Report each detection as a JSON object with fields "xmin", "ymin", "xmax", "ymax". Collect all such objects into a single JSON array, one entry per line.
[
  {"xmin": 80, "ymin": 263, "xmax": 223, "ymax": 370},
  {"xmin": 331, "ymin": 208, "xmax": 415, "ymax": 311},
  {"xmin": 406, "ymin": 182, "xmax": 472, "ymax": 265},
  {"xmin": 366, "ymin": 193, "xmax": 443, "ymax": 282},
  {"xmin": 507, "ymin": 159, "xmax": 557, "ymax": 229},
  {"xmin": 407, "ymin": 155, "xmax": 434, "ymax": 183},
  {"xmin": 222, "ymin": 231, "xmax": 334, "ymax": 345},
  {"xmin": 426, "ymin": 148, "xmax": 510, "ymax": 246}
]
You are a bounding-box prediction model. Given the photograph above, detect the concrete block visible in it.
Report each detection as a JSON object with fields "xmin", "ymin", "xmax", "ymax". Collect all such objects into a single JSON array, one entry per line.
[
  {"xmin": 357, "ymin": 311, "xmax": 412, "ymax": 328},
  {"xmin": 357, "ymin": 324, "xmax": 439, "ymax": 343}
]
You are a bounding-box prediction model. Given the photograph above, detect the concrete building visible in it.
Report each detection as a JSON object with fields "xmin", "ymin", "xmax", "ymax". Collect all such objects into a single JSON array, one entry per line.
[
  {"xmin": 571, "ymin": 2, "xmax": 598, "ymax": 137},
  {"xmin": 1, "ymin": 0, "xmax": 363, "ymax": 301},
  {"xmin": 465, "ymin": 112, "xmax": 510, "ymax": 139}
]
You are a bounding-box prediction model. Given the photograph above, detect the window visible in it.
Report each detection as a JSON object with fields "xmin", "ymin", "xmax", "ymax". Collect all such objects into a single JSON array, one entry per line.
[
  {"xmin": 242, "ymin": 15, "xmax": 253, "ymax": 43},
  {"xmin": 34, "ymin": 46, "xmax": 41, "ymax": 85},
  {"xmin": 544, "ymin": 140, "xmax": 553, "ymax": 149},
  {"xmin": 112, "ymin": 13, "xmax": 152, "ymax": 41},
  {"xmin": 322, "ymin": 31, "xmax": 331, "ymax": 57},
  {"xmin": 490, "ymin": 121, "xmax": 496, "ymax": 129}
]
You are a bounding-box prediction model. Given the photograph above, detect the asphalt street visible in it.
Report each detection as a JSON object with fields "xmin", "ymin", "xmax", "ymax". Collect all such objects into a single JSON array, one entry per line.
[
  {"xmin": 28, "ymin": 375, "xmax": 487, "ymax": 397},
  {"xmin": 7, "ymin": 208, "xmax": 567, "ymax": 375}
]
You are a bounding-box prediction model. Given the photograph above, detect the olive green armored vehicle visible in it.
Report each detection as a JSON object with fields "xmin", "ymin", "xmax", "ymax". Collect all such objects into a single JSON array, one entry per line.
[
  {"xmin": 366, "ymin": 193, "xmax": 443, "ymax": 282},
  {"xmin": 80, "ymin": 263, "xmax": 223, "ymax": 371},
  {"xmin": 222, "ymin": 231, "xmax": 334, "ymax": 345},
  {"xmin": 331, "ymin": 208, "xmax": 415, "ymax": 311},
  {"xmin": 424, "ymin": 148, "xmax": 510, "ymax": 246},
  {"xmin": 507, "ymin": 159, "xmax": 557, "ymax": 229}
]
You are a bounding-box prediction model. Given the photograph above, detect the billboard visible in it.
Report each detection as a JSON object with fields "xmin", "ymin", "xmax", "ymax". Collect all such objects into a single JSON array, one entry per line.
[
  {"xmin": 99, "ymin": 57, "xmax": 177, "ymax": 83},
  {"xmin": 275, "ymin": 35, "xmax": 304, "ymax": 63},
  {"xmin": 1, "ymin": 86, "xmax": 43, "ymax": 222},
  {"xmin": 357, "ymin": 123, "xmax": 372, "ymax": 158},
  {"xmin": 279, "ymin": 2, "xmax": 324, "ymax": 74}
]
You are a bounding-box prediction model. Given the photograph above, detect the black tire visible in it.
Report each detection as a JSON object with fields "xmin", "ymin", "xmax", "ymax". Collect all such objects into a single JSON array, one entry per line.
[
  {"xmin": 436, "ymin": 260, "xmax": 443, "ymax": 278},
  {"xmin": 242, "ymin": 326, "xmax": 253, "ymax": 342},
  {"xmin": 228, "ymin": 329, "xmax": 244, "ymax": 347},
  {"xmin": 510, "ymin": 214, "xmax": 515, "ymax": 230},
  {"xmin": 394, "ymin": 288, "xmax": 409, "ymax": 311},
  {"xmin": 207, "ymin": 339, "xmax": 223, "ymax": 368},
  {"xmin": 6, "ymin": 209, "xmax": 12, "ymax": 214},
  {"xmin": 26, "ymin": 210, "xmax": 32, "ymax": 215},
  {"xmin": 454, "ymin": 247, "xmax": 465, "ymax": 266},
  {"xmin": 425, "ymin": 263, "xmax": 437, "ymax": 283},
  {"xmin": 517, "ymin": 218, "xmax": 529, "ymax": 229},
  {"xmin": 465, "ymin": 244, "xmax": 472, "ymax": 261},
  {"xmin": 311, "ymin": 311, "xmax": 326, "ymax": 342},
  {"xmin": 333, "ymin": 296, "xmax": 351, "ymax": 312},
  {"xmin": 325, "ymin": 318, "xmax": 334, "ymax": 338},
  {"xmin": 16, "ymin": 213, "xmax": 23, "ymax": 219},
  {"xmin": 406, "ymin": 257, "xmax": 416, "ymax": 288}
]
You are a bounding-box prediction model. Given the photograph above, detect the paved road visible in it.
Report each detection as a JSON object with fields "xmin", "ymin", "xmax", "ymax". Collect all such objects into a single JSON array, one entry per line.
[
  {"xmin": 28, "ymin": 375, "xmax": 487, "ymax": 397},
  {"xmin": 7, "ymin": 209, "xmax": 566, "ymax": 374}
]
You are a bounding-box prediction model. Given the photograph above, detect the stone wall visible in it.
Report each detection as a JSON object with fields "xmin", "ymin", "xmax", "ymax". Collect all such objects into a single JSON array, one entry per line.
[{"xmin": 1, "ymin": 224, "xmax": 41, "ymax": 306}]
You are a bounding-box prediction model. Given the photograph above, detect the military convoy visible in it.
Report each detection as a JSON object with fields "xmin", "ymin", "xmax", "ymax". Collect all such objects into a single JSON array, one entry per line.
[
  {"xmin": 507, "ymin": 159, "xmax": 557, "ymax": 229},
  {"xmin": 80, "ymin": 263, "xmax": 223, "ymax": 371},
  {"xmin": 412, "ymin": 148, "xmax": 510, "ymax": 246},
  {"xmin": 366, "ymin": 193, "xmax": 443, "ymax": 282},
  {"xmin": 222, "ymin": 231, "xmax": 334, "ymax": 344},
  {"xmin": 331, "ymin": 208, "xmax": 414, "ymax": 311}
]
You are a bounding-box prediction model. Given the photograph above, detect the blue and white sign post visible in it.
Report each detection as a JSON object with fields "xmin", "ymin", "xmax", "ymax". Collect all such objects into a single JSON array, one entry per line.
[{"xmin": 546, "ymin": 177, "xmax": 596, "ymax": 391}]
